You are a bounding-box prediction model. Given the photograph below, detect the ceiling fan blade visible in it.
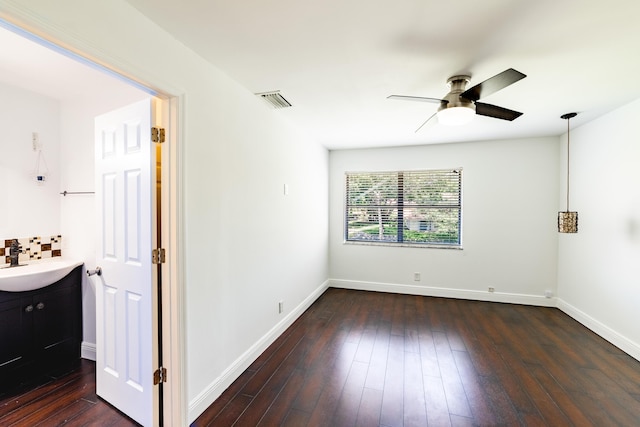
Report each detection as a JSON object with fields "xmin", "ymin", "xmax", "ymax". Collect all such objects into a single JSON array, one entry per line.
[
  {"xmin": 461, "ymin": 68, "xmax": 526, "ymax": 101},
  {"xmin": 388, "ymin": 95, "xmax": 447, "ymax": 104},
  {"xmin": 475, "ymin": 102, "xmax": 523, "ymax": 121},
  {"xmin": 415, "ymin": 111, "xmax": 438, "ymax": 133}
]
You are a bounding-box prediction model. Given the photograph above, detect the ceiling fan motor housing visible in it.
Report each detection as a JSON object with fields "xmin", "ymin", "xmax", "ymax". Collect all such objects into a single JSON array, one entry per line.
[{"xmin": 439, "ymin": 75, "xmax": 476, "ymax": 113}]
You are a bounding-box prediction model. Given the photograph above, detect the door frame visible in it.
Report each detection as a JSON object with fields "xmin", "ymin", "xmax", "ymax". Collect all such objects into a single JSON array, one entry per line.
[
  {"xmin": 0, "ymin": 13, "xmax": 186, "ymax": 426},
  {"xmin": 156, "ymin": 94, "xmax": 185, "ymax": 426}
]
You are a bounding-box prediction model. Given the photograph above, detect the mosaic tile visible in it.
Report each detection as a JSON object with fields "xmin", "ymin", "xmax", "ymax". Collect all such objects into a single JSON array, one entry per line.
[
  {"xmin": 30, "ymin": 238, "xmax": 42, "ymax": 259},
  {"xmin": 1, "ymin": 235, "xmax": 62, "ymax": 265},
  {"xmin": 52, "ymin": 235, "xmax": 62, "ymax": 251}
]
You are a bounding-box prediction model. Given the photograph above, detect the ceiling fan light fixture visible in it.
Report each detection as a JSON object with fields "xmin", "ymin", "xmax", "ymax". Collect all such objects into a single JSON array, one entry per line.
[{"xmin": 437, "ymin": 106, "xmax": 475, "ymax": 126}]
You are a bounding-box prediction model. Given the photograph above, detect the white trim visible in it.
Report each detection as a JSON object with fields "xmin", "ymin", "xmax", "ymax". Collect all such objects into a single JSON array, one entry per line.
[
  {"xmin": 557, "ymin": 298, "xmax": 640, "ymax": 362},
  {"xmin": 0, "ymin": 2, "xmax": 183, "ymax": 97},
  {"xmin": 81, "ymin": 341, "xmax": 97, "ymax": 361},
  {"xmin": 161, "ymin": 94, "xmax": 187, "ymax": 426},
  {"xmin": 329, "ymin": 279, "xmax": 556, "ymax": 307},
  {"xmin": 187, "ymin": 280, "xmax": 330, "ymax": 424}
]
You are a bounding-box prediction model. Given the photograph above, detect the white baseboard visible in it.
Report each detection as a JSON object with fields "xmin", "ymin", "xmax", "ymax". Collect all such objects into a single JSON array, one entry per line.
[
  {"xmin": 329, "ymin": 279, "xmax": 556, "ymax": 307},
  {"xmin": 557, "ymin": 298, "xmax": 640, "ymax": 362},
  {"xmin": 188, "ymin": 280, "xmax": 330, "ymax": 424},
  {"xmin": 81, "ymin": 341, "xmax": 97, "ymax": 361}
]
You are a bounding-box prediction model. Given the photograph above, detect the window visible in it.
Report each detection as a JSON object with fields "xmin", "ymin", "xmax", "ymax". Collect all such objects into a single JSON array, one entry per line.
[{"xmin": 345, "ymin": 169, "xmax": 462, "ymax": 247}]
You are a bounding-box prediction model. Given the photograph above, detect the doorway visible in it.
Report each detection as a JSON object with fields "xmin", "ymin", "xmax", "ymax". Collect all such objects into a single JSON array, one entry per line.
[{"xmin": 0, "ymin": 19, "xmax": 182, "ymax": 426}]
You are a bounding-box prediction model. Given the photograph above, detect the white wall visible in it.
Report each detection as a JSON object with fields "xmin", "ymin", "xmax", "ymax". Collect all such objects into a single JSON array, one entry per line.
[
  {"xmin": 0, "ymin": 81, "xmax": 60, "ymax": 238},
  {"xmin": 329, "ymin": 137, "xmax": 559, "ymax": 305},
  {"xmin": 557, "ymin": 98, "xmax": 640, "ymax": 360},
  {"xmin": 0, "ymin": 1, "xmax": 330, "ymax": 423}
]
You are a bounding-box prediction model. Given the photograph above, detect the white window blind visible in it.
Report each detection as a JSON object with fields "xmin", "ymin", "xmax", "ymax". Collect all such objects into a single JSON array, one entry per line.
[{"xmin": 345, "ymin": 169, "xmax": 462, "ymax": 246}]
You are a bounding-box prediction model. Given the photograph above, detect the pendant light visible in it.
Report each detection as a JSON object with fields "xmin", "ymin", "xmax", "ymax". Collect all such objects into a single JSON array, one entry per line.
[{"xmin": 558, "ymin": 112, "xmax": 578, "ymax": 233}]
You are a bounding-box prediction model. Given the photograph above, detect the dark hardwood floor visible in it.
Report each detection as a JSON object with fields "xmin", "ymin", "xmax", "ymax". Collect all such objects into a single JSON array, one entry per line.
[
  {"xmin": 0, "ymin": 359, "xmax": 138, "ymax": 426},
  {"xmin": 194, "ymin": 288, "xmax": 640, "ymax": 426},
  {"xmin": 3, "ymin": 288, "xmax": 640, "ymax": 426}
]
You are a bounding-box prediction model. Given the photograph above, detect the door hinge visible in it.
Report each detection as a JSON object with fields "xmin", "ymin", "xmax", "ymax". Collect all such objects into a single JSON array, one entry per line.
[
  {"xmin": 154, "ymin": 367, "xmax": 167, "ymax": 385},
  {"xmin": 151, "ymin": 126, "xmax": 166, "ymax": 143},
  {"xmin": 152, "ymin": 248, "xmax": 166, "ymax": 264}
]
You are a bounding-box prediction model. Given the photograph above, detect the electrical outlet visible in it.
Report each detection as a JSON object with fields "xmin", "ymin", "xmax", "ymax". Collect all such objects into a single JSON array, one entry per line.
[
  {"xmin": 488, "ymin": 287, "xmax": 495, "ymax": 293},
  {"xmin": 278, "ymin": 300, "xmax": 284, "ymax": 314},
  {"xmin": 413, "ymin": 272, "xmax": 421, "ymax": 281}
]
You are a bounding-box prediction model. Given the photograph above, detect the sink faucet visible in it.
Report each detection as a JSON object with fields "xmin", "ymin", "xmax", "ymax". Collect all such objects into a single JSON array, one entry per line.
[{"xmin": 9, "ymin": 239, "xmax": 21, "ymax": 267}]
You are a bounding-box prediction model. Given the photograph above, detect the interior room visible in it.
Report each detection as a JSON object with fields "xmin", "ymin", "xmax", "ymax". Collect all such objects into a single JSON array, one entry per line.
[{"xmin": 0, "ymin": 0, "xmax": 638, "ymax": 425}]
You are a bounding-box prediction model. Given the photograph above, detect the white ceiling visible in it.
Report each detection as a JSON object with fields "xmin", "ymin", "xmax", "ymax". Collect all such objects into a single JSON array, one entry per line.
[
  {"xmin": 0, "ymin": 24, "xmax": 147, "ymax": 105},
  {"xmin": 3, "ymin": 1, "xmax": 640, "ymax": 150},
  {"xmin": 122, "ymin": 0, "xmax": 640, "ymax": 149}
]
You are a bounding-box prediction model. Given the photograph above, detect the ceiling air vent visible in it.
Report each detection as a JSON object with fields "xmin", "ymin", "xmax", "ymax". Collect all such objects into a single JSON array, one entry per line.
[{"xmin": 256, "ymin": 91, "xmax": 292, "ymax": 109}]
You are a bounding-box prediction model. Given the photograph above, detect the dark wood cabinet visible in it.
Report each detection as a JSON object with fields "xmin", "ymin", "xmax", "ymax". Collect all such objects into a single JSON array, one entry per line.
[{"xmin": 0, "ymin": 265, "xmax": 82, "ymax": 391}]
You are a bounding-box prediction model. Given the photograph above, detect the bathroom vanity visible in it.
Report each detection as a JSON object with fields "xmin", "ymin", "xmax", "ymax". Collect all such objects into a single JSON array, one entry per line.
[{"xmin": 0, "ymin": 265, "xmax": 82, "ymax": 391}]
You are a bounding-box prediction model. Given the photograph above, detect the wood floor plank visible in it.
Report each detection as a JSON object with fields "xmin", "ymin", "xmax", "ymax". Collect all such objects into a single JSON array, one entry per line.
[
  {"xmin": 403, "ymin": 350, "xmax": 427, "ymax": 427},
  {"xmin": 0, "ymin": 360, "xmax": 137, "ymax": 427},
  {"xmin": 355, "ymin": 387, "xmax": 382, "ymax": 427},
  {"xmin": 529, "ymin": 363, "xmax": 596, "ymax": 426},
  {"xmin": 63, "ymin": 398, "xmax": 138, "ymax": 427},
  {"xmin": 418, "ymin": 329, "xmax": 440, "ymax": 379},
  {"xmin": 234, "ymin": 334, "xmax": 312, "ymax": 426},
  {"xmin": 578, "ymin": 367, "xmax": 640, "ymax": 426},
  {"xmin": 190, "ymin": 368, "xmax": 257, "ymax": 426},
  {"xmin": 293, "ymin": 323, "xmax": 351, "ymax": 415},
  {"xmin": 363, "ymin": 324, "xmax": 390, "ymax": 391},
  {"xmin": 423, "ymin": 375, "xmax": 452, "ymax": 426},
  {"xmin": 331, "ymin": 360, "xmax": 368, "ymax": 426},
  {"xmin": 306, "ymin": 337, "xmax": 357, "ymax": 425},
  {"xmin": 433, "ymin": 331, "xmax": 472, "ymax": 419},
  {"xmin": 32, "ymin": 399, "xmax": 94, "ymax": 427},
  {"xmin": 379, "ymin": 334, "xmax": 404, "ymax": 426},
  {"xmin": 257, "ymin": 368, "xmax": 306, "ymax": 426},
  {"xmin": 459, "ymin": 306, "xmax": 540, "ymax": 418},
  {"xmin": 498, "ymin": 345, "xmax": 572, "ymax": 426},
  {"xmin": 282, "ymin": 408, "xmax": 311, "ymax": 427},
  {"xmin": 451, "ymin": 349, "xmax": 498, "ymax": 425},
  {"xmin": 0, "ymin": 372, "xmax": 90, "ymax": 425},
  {"xmin": 353, "ymin": 327, "xmax": 376, "ymax": 364}
]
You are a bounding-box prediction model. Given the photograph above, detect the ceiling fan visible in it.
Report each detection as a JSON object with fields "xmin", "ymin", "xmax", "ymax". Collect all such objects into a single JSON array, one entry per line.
[{"xmin": 388, "ymin": 68, "xmax": 526, "ymax": 132}]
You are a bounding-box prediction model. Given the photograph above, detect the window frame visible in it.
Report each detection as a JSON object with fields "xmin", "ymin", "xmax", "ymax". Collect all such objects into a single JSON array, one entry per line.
[{"xmin": 344, "ymin": 168, "xmax": 463, "ymax": 249}]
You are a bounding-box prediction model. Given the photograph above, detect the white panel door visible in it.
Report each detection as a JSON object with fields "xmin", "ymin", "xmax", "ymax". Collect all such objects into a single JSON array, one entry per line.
[{"xmin": 95, "ymin": 98, "xmax": 157, "ymax": 426}]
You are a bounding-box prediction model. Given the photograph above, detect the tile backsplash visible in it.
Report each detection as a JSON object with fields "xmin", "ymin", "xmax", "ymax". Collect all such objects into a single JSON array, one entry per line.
[{"xmin": 2, "ymin": 235, "xmax": 62, "ymax": 264}]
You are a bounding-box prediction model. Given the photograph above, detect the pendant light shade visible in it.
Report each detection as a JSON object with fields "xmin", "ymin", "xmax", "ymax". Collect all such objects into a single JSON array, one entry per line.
[
  {"xmin": 558, "ymin": 211, "xmax": 578, "ymax": 233},
  {"xmin": 558, "ymin": 112, "xmax": 578, "ymax": 233}
]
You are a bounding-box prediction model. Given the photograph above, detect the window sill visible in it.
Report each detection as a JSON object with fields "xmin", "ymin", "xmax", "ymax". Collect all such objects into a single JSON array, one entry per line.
[{"xmin": 343, "ymin": 241, "xmax": 463, "ymax": 250}]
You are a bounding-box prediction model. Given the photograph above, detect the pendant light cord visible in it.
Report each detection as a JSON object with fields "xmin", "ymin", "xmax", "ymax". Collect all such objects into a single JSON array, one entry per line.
[{"xmin": 566, "ymin": 117, "xmax": 570, "ymax": 211}]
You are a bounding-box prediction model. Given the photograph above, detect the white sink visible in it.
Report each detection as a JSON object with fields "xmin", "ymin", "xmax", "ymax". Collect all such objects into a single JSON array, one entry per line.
[{"xmin": 0, "ymin": 259, "xmax": 83, "ymax": 292}]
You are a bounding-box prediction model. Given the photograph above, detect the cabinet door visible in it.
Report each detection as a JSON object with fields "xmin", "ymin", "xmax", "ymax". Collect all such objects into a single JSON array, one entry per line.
[
  {"xmin": 0, "ymin": 295, "xmax": 34, "ymax": 385},
  {"xmin": 33, "ymin": 283, "xmax": 81, "ymax": 367}
]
